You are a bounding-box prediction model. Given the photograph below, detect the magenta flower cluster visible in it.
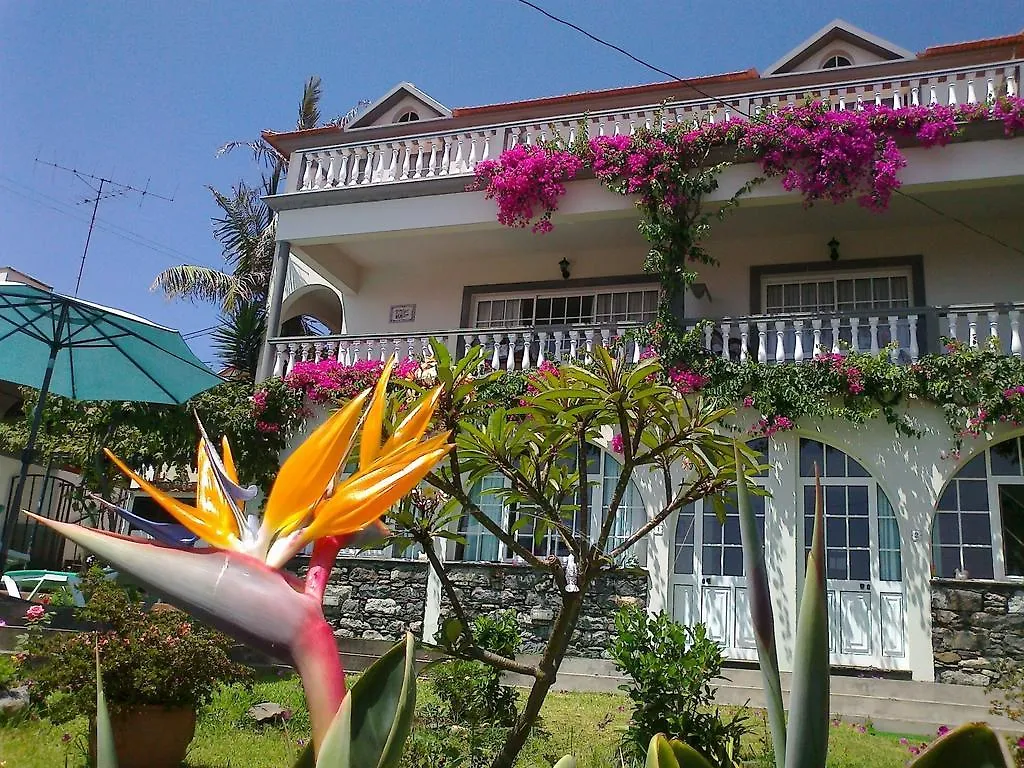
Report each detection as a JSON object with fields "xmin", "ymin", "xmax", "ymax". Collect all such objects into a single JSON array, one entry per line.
[
  {"xmin": 666, "ymin": 366, "xmax": 710, "ymax": 394},
  {"xmin": 471, "ymin": 144, "xmax": 583, "ymax": 233},
  {"xmin": 815, "ymin": 351, "xmax": 865, "ymax": 395},
  {"xmin": 1004, "ymin": 385, "xmax": 1024, "ymax": 400},
  {"xmin": 750, "ymin": 415, "xmax": 794, "ymax": 438},
  {"xmin": 477, "ymin": 97, "xmax": 1024, "ymax": 231},
  {"xmin": 610, "ymin": 433, "xmax": 625, "ymax": 454},
  {"xmin": 284, "ymin": 357, "xmax": 420, "ymax": 405}
]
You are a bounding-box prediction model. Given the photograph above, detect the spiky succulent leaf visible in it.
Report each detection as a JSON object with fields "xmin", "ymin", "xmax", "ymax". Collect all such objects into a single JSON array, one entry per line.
[
  {"xmin": 315, "ymin": 692, "xmax": 353, "ymax": 767},
  {"xmin": 348, "ymin": 632, "xmax": 418, "ymax": 768},
  {"xmin": 908, "ymin": 722, "xmax": 1013, "ymax": 767},
  {"xmin": 783, "ymin": 470, "xmax": 830, "ymax": 768},
  {"xmin": 95, "ymin": 644, "xmax": 117, "ymax": 768},
  {"xmin": 734, "ymin": 442, "xmax": 786, "ymax": 768}
]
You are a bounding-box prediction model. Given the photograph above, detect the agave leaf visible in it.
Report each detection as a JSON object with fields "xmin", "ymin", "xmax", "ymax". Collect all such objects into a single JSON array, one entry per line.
[
  {"xmin": 669, "ymin": 740, "xmax": 717, "ymax": 768},
  {"xmin": 292, "ymin": 744, "xmax": 315, "ymax": 768},
  {"xmin": 908, "ymin": 722, "xmax": 1013, "ymax": 767},
  {"xmin": 95, "ymin": 643, "xmax": 118, "ymax": 768},
  {"xmin": 315, "ymin": 692, "xmax": 353, "ymax": 767},
  {"xmin": 348, "ymin": 632, "xmax": 418, "ymax": 768},
  {"xmin": 552, "ymin": 757, "xmax": 578, "ymax": 768},
  {"xmin": 734, "ymin": 442, "xmax": 786, "ymax": 768},
  {"xmin": 784, "ymin": 469, "xmax": 830, "ymax": 768},
  {"xmin": 646, "ymin": 733, "xmax": 680, "ymax": 768}
]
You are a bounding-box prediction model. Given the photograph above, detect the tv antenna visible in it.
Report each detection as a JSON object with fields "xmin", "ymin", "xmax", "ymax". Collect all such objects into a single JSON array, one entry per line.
[{"xmin": 33, "ymin": 158, "xmax": 175, "ymax": 295}]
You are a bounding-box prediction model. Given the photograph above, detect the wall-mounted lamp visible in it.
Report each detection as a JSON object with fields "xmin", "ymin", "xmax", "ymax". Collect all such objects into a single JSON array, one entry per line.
[
  {"xmin": 558, "ymin": 257, "xmax": 571, "ymax": 280},
  {"xmin": 828, "ymin": 237, "xmax": 841, "ymax": 262},
  {"xmin": 690, "ymin": 282, "xmax": 712, "ymax": 302}
]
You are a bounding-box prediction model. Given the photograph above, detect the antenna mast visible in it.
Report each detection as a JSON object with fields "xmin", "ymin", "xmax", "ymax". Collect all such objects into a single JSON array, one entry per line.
[{"xmin": 34, "ymin": 159, "xmax": 175, "ymax": 295}]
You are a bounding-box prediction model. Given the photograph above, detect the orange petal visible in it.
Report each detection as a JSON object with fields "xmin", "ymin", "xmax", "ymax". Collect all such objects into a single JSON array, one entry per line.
[
  {"xmin": 103, "ymin": 449, "xmax": 239, "ymax": 550},
  {"xmin": 221, "ymin": 436, "xmax": 240, "ymax": 484},
  {"xmin": 263, "ymin": 390, "xmax": 369, "ymax": 534},
  {"xmin": 359, "ymin": 356, "xmax": 396, "ymax": 471},
  {"xmin": 303, "ymin": 444, "xmax": 452, "ymax": 541},
  {"xmin": 380, "ymin": 387, "xmax": 443, "ymax": 456},
  {"xmin": 196, "ymin": 438, "xmax": 238, "ymax": 535}
]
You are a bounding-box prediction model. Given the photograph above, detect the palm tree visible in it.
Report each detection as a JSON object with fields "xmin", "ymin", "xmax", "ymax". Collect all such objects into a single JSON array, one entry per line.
[{"xmin": 153, "ymin": 77, "xmax": 336, "ymax": 377}]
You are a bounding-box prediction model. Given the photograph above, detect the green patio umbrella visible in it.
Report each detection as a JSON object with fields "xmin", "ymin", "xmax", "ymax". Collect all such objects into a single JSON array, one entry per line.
[{"xmin": 0, "ymin": 283, "xmax": 223, "ymax": 571}]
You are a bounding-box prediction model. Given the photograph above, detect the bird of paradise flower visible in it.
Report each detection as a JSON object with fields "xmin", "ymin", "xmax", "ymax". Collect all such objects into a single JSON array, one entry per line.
[{"xmin": 30, "ymin": 358, "xmax": 450, "ymax": 751}]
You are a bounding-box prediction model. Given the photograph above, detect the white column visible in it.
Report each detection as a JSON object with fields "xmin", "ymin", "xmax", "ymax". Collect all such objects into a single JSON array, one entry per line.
[
  {"xmin": 766, "ymin": 430, "xmax": 799, "ymax": 672},
  {"xmin": 639, "ymin": 464, "xmax": 671, "ymax": 616},
  {"xmin": 421, "ymin": 538, "xmax": 445, "ymax": 644}
]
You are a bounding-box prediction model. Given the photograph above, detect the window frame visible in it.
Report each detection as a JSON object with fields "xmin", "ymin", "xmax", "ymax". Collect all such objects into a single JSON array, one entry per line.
[{"xmin": 760, "ymin": 266, "xmax": 914, "ymax": 317}]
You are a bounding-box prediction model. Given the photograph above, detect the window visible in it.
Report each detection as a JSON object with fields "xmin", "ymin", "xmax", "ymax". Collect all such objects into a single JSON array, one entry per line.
[
  {"xmin": 933, "ymin": 436, "xmax": 1024, "ymax": 580},
  {"xmin": 473, "ymin": 286, "xmax": 659, "ymax": 330},
  {"xmin": 799, "ymin": 438, "xmax": 901, "ymax": 582},
  {"xmin": 454, "ymin": 446, "xmax": 644, "ymax": 562},
  {"xmin": 822, "ymin": 54, "xmax": 853, "ymax": 69},
  {"xmin": 396, "ymin": 110, "xmax": 420, "ymax": 123},
  {"xmin": 674, "ymin": 438, "xmax": 768, "ymax": 577}
]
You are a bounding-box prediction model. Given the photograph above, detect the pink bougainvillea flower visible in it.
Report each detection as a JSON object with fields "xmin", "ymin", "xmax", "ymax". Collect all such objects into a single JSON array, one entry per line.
[{"xmin": 25, "ymin": 604, "xmax": 45, "ymax": 621}]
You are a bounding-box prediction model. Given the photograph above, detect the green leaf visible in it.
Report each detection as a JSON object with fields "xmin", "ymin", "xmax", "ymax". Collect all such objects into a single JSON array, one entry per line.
[
  {"xmin": 347, "ymin": 632, "xmax": 418, "ymax": 768},
  {"xmin": 784, "ymin": 468, "xmax": 830, "ymax": 768},
  {"xmin": 292, "ymin": 743, "xmax": 315, "ymax": 768},
  {"xmin": 94, "ymin": 642, "xmax": 118, "ymax": 768},
  {"xmin": 646, "ymin": 733, "xmax": 680, "ymax": 768},
  {"xmin": 668, "ymin": 740, "xmax": 717, "ymax": 768},
  {"xmin": 314, "ymin": 690, "xmax": 353, "ymax": 767},
  {"xmin": 734, "ymin": 443, "xmax": 786, "ymax": 768},
  {"xmin": 908, "ymin": 722, "xmax": 1013, "ymax": 767}
]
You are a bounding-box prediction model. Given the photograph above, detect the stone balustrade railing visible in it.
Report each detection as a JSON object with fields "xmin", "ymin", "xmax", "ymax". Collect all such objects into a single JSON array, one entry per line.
[
  {"xmin": 284, "ymin": 61, "xmax": 1020, "ymax": 194},
  {"xmin": 267, "ymin": 303, "xmax": 1023, "ymax": 378}
]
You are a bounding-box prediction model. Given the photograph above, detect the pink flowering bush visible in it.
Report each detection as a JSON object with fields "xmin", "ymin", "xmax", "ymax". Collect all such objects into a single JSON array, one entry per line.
[
  {"xmin": 749, "ymin": 415, "xmax": 794, "ymax": 438},
  {"xmin": 814, "ymin": 352, "xmax": 865, "ymax": 395},
  {"xmin": 284, "ymin": 357, "xmax": 423, "ymax": 404},
  {"xmin": 471, "ymin": 145, "xmax": 583, "ymax": 233},
  {"xmin": 666, "ymin": 366, "xmax": 710, "ymax": 395}
]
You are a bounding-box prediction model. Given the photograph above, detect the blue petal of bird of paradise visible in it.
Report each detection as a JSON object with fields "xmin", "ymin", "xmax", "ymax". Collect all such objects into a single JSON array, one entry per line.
[{"xmin": 91, "ymin": 495, "xmax": 199, "ymax": 547}]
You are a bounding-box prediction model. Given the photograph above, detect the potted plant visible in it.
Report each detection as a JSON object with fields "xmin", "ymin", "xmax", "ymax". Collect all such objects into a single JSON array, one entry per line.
[{"xmin": 17, "ymin": 569, "xmax": 246, "ymax": 768}]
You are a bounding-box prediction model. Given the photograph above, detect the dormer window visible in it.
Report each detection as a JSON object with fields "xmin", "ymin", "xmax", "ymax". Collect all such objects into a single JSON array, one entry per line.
[
  {"xmin": 822, "ymin": 54, "xmax": 853, "ymax": 69},
  {"xmin": 396, "ymin": 110, "xmax": 420, "ymax": 123}
]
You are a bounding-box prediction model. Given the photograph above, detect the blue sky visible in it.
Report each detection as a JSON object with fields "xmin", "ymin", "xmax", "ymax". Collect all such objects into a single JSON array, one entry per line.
[{"xmin": 0, "ymin": 1, "xmax": 1018, "ymax": 364}]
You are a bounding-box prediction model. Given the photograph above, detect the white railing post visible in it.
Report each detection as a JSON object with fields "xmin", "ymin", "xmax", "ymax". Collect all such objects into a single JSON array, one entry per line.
[
  {"xmin": 830, "ymin": 317, "xmax": 842, "ymax": 354},
  {"xmin": 948, "ymin": 312, "xmax": 959, "ymax": 344},
  {"xmin": 286, "ymin": 343, "xmax": 298, "ymax": 376},
  {"xmin": 1011, "ymin": 311, "xmax": 1023, "ymax": 358},
  {"xmin": 272, "ymin": 343, "xmax": 287, "ymax": 377},
  {"xmin": 967, "ymin": 312, "xmax": 979, "ymax": 347},
  {"xmin": 757, "ymin": 322, "xmax": 768, "ymax": 363},
  {"xmin": 739, "ymin": 322, "xmax": 749, "ymax": 362},
  {"xmin": 811, "ymin": 319, "xmax": 822, "ymax": 357},
  {"xmin": 553, "ymin": 330, "xmax": 565, "ymax": 362},
  {"xmin": 774, "ymin": 321, "xmax": 786, "ymax": 364},
  {"xmin": 908, "ymin": 315, "xmax": 920, "ymax": 361},
  {"xmin": 793, "ymin": 320, "xmax": 805, "ymax": 363},
  {"xmin": 720, "ymin": 321, "xmax": 731, "ymax": 360},
  {"xmin": 849, "ymin": 317, "xmax": 861, "ymax": 353},
  {"xmin": 887, "ymin": 316, "xmax": 899, "ymax": 361},
  {"xmin": 868, "ymin": 317, "xmax": 880, "ymax": 355}
]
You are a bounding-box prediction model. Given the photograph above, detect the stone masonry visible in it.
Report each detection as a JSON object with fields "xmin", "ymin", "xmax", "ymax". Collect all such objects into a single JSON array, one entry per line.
[
  {"xmin": 442, "ymin": 562, "xmax": 649, "ymax": 658},
  {"xmin": 932, "ymin": 579, "xmax": 1024, "ymax": 686},
  {"xmin": 309, "ymin": 558, "xmax": 429, "ymax": 641}
]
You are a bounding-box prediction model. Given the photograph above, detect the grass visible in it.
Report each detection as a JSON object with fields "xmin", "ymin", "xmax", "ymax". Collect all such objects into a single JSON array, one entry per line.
[{"xmin": 0, "ymin": 674, "xmax": 926, "ymax": 768}]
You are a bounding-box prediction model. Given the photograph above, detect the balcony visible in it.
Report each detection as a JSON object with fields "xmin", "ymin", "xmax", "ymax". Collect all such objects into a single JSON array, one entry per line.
[
  {"xmin": 281, "ymin": 60, "xmax": 1020, "ymax": 197},
  {"xmin": 268, "ymin": 303, "xmax": 1023, "ymax": 378}
]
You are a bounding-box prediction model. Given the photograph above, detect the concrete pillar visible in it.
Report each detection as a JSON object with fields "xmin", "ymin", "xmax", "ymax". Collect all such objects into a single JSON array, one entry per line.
[
  {"xmin": 256, "ymin": 240, "xmax": 291, "ymax": 382},
  {"xmin": 767, "ymin": 431, "xmax": 799, "ymax": 672}
]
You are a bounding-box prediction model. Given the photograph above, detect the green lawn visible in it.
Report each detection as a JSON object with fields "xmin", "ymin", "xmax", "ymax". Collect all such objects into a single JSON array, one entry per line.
[{"xmin": 0, "ymin": 675, "xmax": 922, "ymax": 768}]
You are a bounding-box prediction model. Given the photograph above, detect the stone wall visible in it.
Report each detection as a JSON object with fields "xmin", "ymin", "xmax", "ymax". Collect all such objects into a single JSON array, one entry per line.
[
  {"xmin": 300, "ymin": 557, "xmax": 429, "ymax": 642},
  {"xmin": 932, "ymin": 579, "xmax": 1024, "ymax": 686},
  {"xmin": 443, "ymin": 563, "xmax": 648, "ymax": 658}
]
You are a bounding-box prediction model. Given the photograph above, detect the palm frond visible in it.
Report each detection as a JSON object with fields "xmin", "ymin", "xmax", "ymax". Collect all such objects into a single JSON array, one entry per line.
[
  {"xmin": 151, "ymin": 265, "xmax": 241, "ymax": 305},
  {"xmin": 217, "ymin": 139, "xmax": 282, "ymax": 172},
  {"xmin": 208, "ymin": 183, "xmax": 276, "ymax": 283},
  {"xmin": 212, "ymin": 301, "xmax": 267, "ymax": 379},
  {"xmin": 297, "ymin": 76, "xmax": 322, "ymax": 130}
]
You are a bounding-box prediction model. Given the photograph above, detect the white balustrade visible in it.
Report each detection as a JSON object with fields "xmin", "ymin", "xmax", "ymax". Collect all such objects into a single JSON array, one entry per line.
[{"xmin": 285, "ymin": 61, "xmax": 1021, "ymax": 193}]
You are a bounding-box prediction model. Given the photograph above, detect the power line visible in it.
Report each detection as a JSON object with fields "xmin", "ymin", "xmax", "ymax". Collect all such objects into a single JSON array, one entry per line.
[
  {"xmin": 183, "ymin": 326, "xmax": 218, "ymax": 340},
  {"xmin": 514, "ymin": 0, "xmax": 1024, "ymax": 258}
]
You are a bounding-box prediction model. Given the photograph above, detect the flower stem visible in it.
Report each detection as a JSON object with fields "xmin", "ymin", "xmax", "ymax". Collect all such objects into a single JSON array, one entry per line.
[{"xmin": 304, "ymin": 535, "xmax": 344, "ymax": 603}]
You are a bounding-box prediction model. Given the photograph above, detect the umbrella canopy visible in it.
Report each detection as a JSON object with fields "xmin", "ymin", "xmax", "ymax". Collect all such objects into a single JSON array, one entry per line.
[
  {"xmin": 0, "ymin": 283, "xmax": 221, "ymax": 403},
  {"xmin": 0, "ymin": 283, "xmax": 223, "ymax": 571}
]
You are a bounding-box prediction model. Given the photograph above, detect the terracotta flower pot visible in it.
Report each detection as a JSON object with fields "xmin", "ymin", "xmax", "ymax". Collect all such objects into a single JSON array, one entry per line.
[{"xmin": 90, "ymin": 705, "xmax": 197, "ymax": 768}]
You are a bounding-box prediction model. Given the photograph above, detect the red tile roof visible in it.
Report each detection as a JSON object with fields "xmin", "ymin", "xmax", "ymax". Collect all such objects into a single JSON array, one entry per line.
[{"xmin": 919, "ymin": 32, "xmax": 1024, "ymax": 58}]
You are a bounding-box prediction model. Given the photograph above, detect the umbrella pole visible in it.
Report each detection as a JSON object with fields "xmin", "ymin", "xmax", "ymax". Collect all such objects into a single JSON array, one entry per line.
[{"xmin": 0, "ymin": 314, "xmax": 65, "ymax": 573}]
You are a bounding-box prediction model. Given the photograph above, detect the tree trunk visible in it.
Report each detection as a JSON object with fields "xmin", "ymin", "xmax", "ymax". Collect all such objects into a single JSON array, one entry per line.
[{"xmin": 489, "ymin": 592, "xmax": 585, "ymax": 768}]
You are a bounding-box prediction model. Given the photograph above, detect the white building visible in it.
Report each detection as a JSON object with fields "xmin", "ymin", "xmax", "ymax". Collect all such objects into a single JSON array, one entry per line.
[{"xmin": 257, "ymin": 22, "xmax": 1024, "ymax": 685}]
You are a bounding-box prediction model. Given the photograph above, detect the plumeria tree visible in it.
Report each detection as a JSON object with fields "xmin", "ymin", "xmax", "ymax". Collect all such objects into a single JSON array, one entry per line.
[{"xmin": 387, "ymin": 341, "xmax": 747, "ymax": 768}]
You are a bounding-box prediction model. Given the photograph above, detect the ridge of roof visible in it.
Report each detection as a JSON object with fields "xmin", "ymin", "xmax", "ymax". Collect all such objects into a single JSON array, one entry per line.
[{"xmin": 451, "ymin": 69, "xmax": 760, "ymax": 117}]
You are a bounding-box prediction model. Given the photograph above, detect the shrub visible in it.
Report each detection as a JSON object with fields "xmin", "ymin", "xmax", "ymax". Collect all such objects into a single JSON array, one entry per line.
[
  {"xmin": 432, "ymin": 610, "xmax": 521, "ymax": 729},
  {"xmin": 18, "ymin": 569, "xmax": 248, "ymax": 722},
  {"xmin": 610, "ymin": 605, "xmax": 750, "ymax": 766}
]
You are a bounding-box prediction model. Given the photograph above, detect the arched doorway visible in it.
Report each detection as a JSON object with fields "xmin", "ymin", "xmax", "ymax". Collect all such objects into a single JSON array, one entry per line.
[
  {"xmin": 932, "ymin": 435, "xmax": 1024, "ymax": 581},
  {"xmin": 671, "ymin": 438, "xmax": 768, "ymax": 660},
  {"xmin": 798, "ymin": 438, "xmax": 906, "ymax": 669},
  {"xmin": 280, "ymin": 285, "xmax": 344, "ymax": 337}
]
